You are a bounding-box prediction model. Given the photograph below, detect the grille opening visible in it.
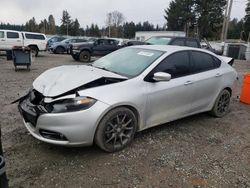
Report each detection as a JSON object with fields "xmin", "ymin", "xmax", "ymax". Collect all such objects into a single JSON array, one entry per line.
[
  {"xmin": 30, "ymin": 90, "xmax": 44, "ymax": 105},
  {"xmin": 39, "ymin": 129, "xmax": 68, "ymax": 141}
]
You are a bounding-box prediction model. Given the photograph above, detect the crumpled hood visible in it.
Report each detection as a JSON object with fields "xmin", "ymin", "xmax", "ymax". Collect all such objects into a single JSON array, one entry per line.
[{"xmin": 33, "ymin": 65, "xmax": 126, "ymax": 97}]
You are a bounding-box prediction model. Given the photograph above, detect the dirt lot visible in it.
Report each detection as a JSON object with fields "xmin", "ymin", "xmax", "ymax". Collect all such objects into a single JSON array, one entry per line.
[{"xmin": 0, "ymin": 52, "xmax": 250, "ymax": 188}]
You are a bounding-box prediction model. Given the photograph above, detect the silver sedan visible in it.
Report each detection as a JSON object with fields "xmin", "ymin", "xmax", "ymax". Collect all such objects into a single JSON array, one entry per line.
[{"xmin": 17, "ymin": 45, "xmax": 237, "ymax": 152}]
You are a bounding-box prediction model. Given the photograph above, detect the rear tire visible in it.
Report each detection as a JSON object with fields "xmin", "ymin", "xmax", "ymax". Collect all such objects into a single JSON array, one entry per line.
[
  {"xmin": 95, "ymin": 107, "xmax": 137, "ymax": 152},
  {"xmin": 210, "ymin": 89, "xmax": 231, "ymax": 117},
  {"xmin": 79, "ymin": 51, "xmax": 91, "ymax": 62}
]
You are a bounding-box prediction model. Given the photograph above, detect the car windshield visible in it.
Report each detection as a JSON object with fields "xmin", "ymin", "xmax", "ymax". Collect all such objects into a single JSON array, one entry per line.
[
  {"xmin": 145, "ymin": 37, "xmax": 172, "ymax": 45},
  {"xmin": 92, "ymin": 48, "xmax": 164, "ymax": 78}
]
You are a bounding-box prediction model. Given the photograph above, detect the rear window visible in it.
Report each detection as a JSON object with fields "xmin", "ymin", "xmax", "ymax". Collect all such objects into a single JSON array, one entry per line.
[
  {"xmin": 0, "ymin": 31, "xmax": 4, "ymax": 38},
  {"xmin": 186, "ymin": 40, "xmax": 199, "ymax": 48},
  {"xmin": 7, "ymin": 32, "xmax": 19, "ymax": 39},
  {"xmin": 145, "ymin": 37, "xmax": 172, "ymax": 45},
  {"xmin": 25, "ymin": 33, "xmax": 45, "ymax": 40},
  {"xmin": 171, "ymin": 39, "xmax": 185, "ymax": 46}
]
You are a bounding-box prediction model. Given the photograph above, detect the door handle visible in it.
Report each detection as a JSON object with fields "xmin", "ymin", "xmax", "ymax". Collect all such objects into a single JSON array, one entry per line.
[
  {"xmin": 1, "ymin": 39, "xmax": 5, "ymax": 41},
  {"xmin": 17, "ymin": 40, "xmax": 21, "ymax": 42},
  {"xmin": 184, "ymin": 81, "xmax": 193, "ymax": 85},
  {"xmin": 215, "ymin": 73, "xmax": 222, "ymax": 77}
]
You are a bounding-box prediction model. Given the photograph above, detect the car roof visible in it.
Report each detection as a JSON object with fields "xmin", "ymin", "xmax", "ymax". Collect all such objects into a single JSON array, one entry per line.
[{"xmin": 129, "ymin": 45, "xmax": 214, "ymax": 55}]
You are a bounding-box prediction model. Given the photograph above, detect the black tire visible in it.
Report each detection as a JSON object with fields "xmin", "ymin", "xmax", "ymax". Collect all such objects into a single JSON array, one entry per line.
[
  {"xmin": 210, "ymin": 89, "xmax": 231, "ymax": 118},
  {"xmin": 55, "ymin": 46, "xmax": 65, "ymax": 54},
  {"xmin": 95, "ymin": 107, "xmax": 137, "ymax": 152},
  {"xmin": 29, "ymin": 46, "xmax": 39, "ymax": 57},
  {"xmin": 79, "ymin": 51, "xmax": 91, "ymax": 62}
]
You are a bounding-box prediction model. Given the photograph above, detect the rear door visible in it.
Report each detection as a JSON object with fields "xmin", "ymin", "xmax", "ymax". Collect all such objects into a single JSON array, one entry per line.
[
  {"xmin": 6, "ymin": 31, "xmax": 22, "ymax": 49},
  {"xmin": 189, "ymin": 51, "xmax": 223, "ymax": 113},
  {"xmin": 145, "ymin": 51, "xmax": 195, "ymax": 127}
]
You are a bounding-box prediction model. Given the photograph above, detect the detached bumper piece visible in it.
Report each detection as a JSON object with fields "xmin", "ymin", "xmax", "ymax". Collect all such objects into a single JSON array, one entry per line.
[{"xmin": 18, "ymin": 90, "xmax": 47, "ymax": 127}]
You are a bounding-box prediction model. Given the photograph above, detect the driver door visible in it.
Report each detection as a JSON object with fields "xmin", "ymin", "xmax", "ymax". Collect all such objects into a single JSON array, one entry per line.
[{"xmin": 145, "ymin": 51, "xmax": 195, "ymax": 128}]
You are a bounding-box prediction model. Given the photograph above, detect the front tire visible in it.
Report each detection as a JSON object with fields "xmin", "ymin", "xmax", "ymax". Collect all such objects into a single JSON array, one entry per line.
[
  {"xmin": 210, "ymin": 89, "xmax": 231, "ymax": 117},
  {"xmin": 79, "ymin": 51, "xmax": 91, "ymax": 62},
  {"xmin": 55, "ymin": 46, "xmax": 65, "ymax": 54},
  {"xmin": 29, "ymin": 46, "xmax": 39, "ymax": 57},
  {"xmin": 95, "ymin": 107, "xmax": 137, "ymax": 152}
]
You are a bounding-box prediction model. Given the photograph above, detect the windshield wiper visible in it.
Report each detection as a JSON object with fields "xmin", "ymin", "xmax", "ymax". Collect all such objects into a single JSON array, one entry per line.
[{"xmin": 94, "ymin": 66, "xmax": 122, "ymax": 76}]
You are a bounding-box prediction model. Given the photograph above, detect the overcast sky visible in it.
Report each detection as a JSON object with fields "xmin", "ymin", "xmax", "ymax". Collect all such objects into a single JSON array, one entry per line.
[{"xmin": 0, "ymin": 0, "xmax": 247, "ymax": 28}]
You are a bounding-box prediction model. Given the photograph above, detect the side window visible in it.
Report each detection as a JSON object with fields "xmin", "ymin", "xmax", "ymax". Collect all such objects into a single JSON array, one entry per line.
[
  {"xmin": 153, "ymin": 51, "xmax": 190, "ymax": 79},
  {"xmin": 97, "ymin": 39, "xmax": 105, "ymax": 45},
  {"xmin": 25, "ymin": 34, "xmax": 45, "ymax": 40},
  {"xmin": 108, "ymin": 40, "xmax": 118, "ymax": 45},
  {"xmin": 7, "ymin": 32, "xmax": 19, "ymax": 39},
  {"xmin": 186, "ymin": 40, "xmax": 199, "ymax": 48},
  {"xmin": 171, "ymin": 39, "xmax": 185, "ymax": 46},
  {"xmin": 0, "ymin": 31, "xmax": 4, "ymax": 38},
  {"xmin": 191, "ymin": 51, "xmax": 216, "ymax": 73}
]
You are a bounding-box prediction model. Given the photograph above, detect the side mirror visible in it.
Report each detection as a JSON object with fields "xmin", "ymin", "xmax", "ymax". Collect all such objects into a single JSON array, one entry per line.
[{"xmin": 153, "ymin": 72, "xmax": 171, "ymax": 82}]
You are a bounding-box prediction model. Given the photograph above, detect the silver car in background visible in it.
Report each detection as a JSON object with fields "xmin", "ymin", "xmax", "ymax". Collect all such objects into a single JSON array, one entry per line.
[{"xmin": 17, "ymin": 45, "xmax": 237, "ymax": 152}]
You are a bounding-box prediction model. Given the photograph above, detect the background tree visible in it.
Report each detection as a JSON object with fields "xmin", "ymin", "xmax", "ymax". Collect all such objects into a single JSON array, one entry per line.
[
  {"xmin": 25, "ymin": 17, "xmax": 39, "ymax": 32},
  {"xmin": 164, "ymin": 0, "xmax": 226, "ymax": 39},
  {"xmin": 106, "ymin": 11, "xmax": 125, "ymax": 37},
  {"xmin": 123, "ymin": 22, "xmax": 136, "ymax": 38},
  {"xmin": 60, "ymin": 10, "xmax": 72, "ymax": 35},
  {"xmin": 195, "ymin": 0, "xmax": 227, "ymax": 39},
  {"xmin": 38, "ymin": 19, "xmax": 48, "ymax": 34},
  {"xmin": 164, "ymin": 0, "xmax": 195, "ymax": 32},
  {"xmin": 228, "ymin": 18, "xmax": 245, "ymax": 40},
  {"xmin": 71, "ymin": 19, "xmax": 80, "ymax": 36},
  {"xmin": 244, "ymin": 0, "xmax": 250, "ymax": 41},
  {"xmin": 48, "ymin": 15, "xmax": 56, "ymax": 34}
]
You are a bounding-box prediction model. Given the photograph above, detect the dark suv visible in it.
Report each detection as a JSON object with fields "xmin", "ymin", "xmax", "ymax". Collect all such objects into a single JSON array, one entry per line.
[{"xmin": 70, "ymin": 38, "xmax": 124, "ymax": 62}]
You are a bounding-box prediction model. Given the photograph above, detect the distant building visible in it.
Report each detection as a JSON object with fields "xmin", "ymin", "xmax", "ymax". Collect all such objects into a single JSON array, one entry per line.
[{"xmin": 135, "ymin": 31, "xmax": 186, "ymax": 41}]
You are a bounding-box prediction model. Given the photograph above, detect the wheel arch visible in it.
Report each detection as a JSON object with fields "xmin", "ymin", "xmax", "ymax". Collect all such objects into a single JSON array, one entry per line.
[
  {"xmin": 56, "ymin": 45, "xmax": 66, "ymax": 51},
  {"xmin": 94, "ymin": 104, "xmax": 142, "ymax": 140},
  {"xmin": 80, "ymin": 48, "xmax": 92, "ymax": 54},
  {"xmin": 28, "ymin": 44, "xmax": 39, "ymax": 51}
]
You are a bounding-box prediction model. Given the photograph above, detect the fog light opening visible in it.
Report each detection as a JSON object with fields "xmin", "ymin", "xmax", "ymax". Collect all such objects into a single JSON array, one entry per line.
[{"xmin": 39, "ymin": 129, "xmax": 68, "ymax": 141}]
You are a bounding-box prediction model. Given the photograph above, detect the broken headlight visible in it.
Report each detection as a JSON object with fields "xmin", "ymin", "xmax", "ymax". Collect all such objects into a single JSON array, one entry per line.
[{"xmin": 48, "ymin": 97, "xmax": 96, "ymax": 113}]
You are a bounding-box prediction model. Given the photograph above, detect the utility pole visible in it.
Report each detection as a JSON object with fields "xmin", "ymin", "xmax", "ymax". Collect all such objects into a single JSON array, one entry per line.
[
  {"xmin": 224, "ymin": 0, "xmax": 233, "ymax": 41},
  {"xmin": 221, "ymin": 0, "xmax": 230, "ymax": 41}
]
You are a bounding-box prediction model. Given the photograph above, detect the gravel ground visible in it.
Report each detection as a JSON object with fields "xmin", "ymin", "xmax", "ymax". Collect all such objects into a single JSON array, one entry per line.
[{"xmin": 0, "ymin": 52, "xmax": 250, "ymax": 188}]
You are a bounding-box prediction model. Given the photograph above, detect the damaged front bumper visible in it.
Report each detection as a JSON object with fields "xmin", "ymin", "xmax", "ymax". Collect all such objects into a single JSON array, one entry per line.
[{"xmin": 17, "ymin": 90, "xmax": 110, "ymax": 146}]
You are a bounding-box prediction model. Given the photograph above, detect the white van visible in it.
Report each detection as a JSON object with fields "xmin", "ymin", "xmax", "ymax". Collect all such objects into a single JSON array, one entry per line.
[{"xmin": 0, "ymin": 30, "xmax": 47, "ymax": 56}]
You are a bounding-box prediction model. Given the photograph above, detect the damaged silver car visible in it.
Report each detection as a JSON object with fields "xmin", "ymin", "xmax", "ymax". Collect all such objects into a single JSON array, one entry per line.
[{"xmin": 17, "ymin": 45, "xmax": 237, "ymax": 152}]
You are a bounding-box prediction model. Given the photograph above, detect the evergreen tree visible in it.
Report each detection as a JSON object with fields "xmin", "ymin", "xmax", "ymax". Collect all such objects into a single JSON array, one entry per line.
[
  {"xmin": 48, "ymin": 15, "xmax": 56, "ymax": 34},
  {"xmin": 164, "ymin": 0, "xmax": 226, "ymax": 39},
  {"xmin": 39, "ymin": 19, "xmax": 48, "ymax": 34},
  {"xmin": 164, "ymin": 0, "xmax": 195, "ymax": 31},
  {"xmin": 244, "ymin": 0, "xmax": 250, "ymax": 41},
  {"xmin": 25, "ymin": 17, "xmax": 39, "ymax": 32},
  {"xmin": 71, "ymin": 19, "xmax": 80, "ymax": 36},
  {"xmin": 123, "ymin": 22, "xmax": 136, "ymax": 38},
  {"xmin": 195, "ymin": 0, "xmax": 226, "ymax": 39},
  {"xmin": 60, "ymin": 10, "xmax": 72, "ymax": 35}
]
